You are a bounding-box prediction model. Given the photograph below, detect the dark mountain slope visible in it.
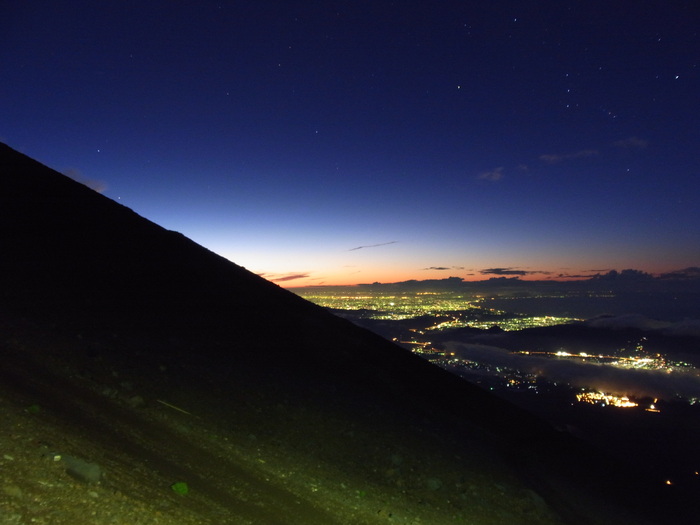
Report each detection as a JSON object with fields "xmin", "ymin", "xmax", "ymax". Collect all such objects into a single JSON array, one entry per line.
[{"xmin": 0, "ymin": 142, "xmax": 692, "ymax": 524}]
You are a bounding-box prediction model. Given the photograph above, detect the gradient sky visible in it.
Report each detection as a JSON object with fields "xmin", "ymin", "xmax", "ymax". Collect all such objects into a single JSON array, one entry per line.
[{"xmin": 2, "ymin": 1, "xmax": 699, "ymax": 286}]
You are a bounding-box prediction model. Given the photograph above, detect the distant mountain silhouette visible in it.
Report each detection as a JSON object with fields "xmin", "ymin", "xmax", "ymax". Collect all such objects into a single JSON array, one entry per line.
[{"xmin": 1, "ymin": 142, "xmax": 694, "ymax": 524}]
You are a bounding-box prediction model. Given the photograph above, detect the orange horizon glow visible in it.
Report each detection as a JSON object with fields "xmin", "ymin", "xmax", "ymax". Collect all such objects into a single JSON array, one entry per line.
[{"xmin": 274, "ymin": 266, "xmax": 685, "ymax": 289}]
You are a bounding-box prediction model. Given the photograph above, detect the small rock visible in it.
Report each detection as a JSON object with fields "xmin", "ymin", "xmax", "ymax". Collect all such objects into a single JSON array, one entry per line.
[
  {"xmin": 2, "ymin": 484, "xmax": 23, "ymax": 498},
  {"xmin": 126, "ymin": 395, "xmax": 145, "ymax": 408},
  {"xmin": 426, "ymin": 477, "xmax": 443, "ymax": 491},
  {"xmin": 102, "ymin": 387, "xmax": 117, "ymax": 398},
  {"xmin": 62, "ymin": 455, "xmax": 103, "ymax": 483}
]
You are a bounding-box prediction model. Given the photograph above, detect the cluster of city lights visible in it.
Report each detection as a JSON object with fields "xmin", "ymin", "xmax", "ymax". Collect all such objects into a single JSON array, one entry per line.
[
  {"xmin": 298, "ymin": 289, "xmax": 579, "ymax": 328},
  {"xmin": 298, "ymin": 290, "xmax": 482, "ymax": 317},
  {"xmin": 297, "ymin": 287, "xmax": 699, "ymax": 409},
  {"xmin": 575, "ymin": 391, "xmax": 638, "ymax": 408}
]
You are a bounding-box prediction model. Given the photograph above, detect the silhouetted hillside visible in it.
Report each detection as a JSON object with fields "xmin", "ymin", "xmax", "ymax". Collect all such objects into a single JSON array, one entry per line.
[{"xmin": 1, "ymin": 142, "xmax": 695, "ymax": 524}]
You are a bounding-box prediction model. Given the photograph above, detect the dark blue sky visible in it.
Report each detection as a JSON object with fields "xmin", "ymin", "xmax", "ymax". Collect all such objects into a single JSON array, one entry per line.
[{"xmin": 2, "ymin": 1, "xmax": 699, "ymax": 285}]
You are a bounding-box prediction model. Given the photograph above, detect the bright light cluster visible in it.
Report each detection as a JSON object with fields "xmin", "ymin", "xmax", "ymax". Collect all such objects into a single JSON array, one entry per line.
[
  {"xmin": 298, "ymin": 289, "xmax": 579, "ymax": 328},
  {"xmin": 576, "ymin": 391, "xmax": 638, "ymax": 408}
]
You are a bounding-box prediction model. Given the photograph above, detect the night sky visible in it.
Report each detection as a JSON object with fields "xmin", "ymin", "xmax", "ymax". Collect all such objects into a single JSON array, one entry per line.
[{"xmin": 2, "ymin": 1, "xmax": 699, "ymax": 286}]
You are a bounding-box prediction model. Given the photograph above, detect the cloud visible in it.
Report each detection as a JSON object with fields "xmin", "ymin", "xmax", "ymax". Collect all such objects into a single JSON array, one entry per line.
[
  {"xmin": 539, "ymin": 149, "xmax": 598, "ymax": 164},
  {"xmin": 589, "ymin": 269, "xmax": 653, "ymax": 281},
  {"xmin": 270, "ymin": 273, "xmax": 310, "ymax": 282},
  {"xmin": 477, "ymin": 167, "xmax": 504, "ymax": 181},
  {"xmin": 659, "ymin": 267, "xmax": 700, "ymax": 280},
  {"xmin": 614, "ymin": 136, "xmax": 648, "ymax": 149},
  {"xmin": 584, "ymin": 315, "xmax": 700, "ymax": 338},
  {"xmin": 422, "ymin": 266, "xmax": 465, "ymax": 271},
  {"xmin": 63, "ymin": 168, "xmax": 108, "ymax": 193},
  {"xmin": 480, "ymin": 267, "xmax": 529, "ymax": 276},
  {"xmin": 662, "ymin": 319, "xmax": 700, "ymax": 338},
  {"xmin": 445, "ymin": 342, "xmax": 700, "ymax": 400},
  {"xmin": 585, "ymin": 314, "xmax": 671, "ymax": 331},
  {"xmin": 348, "ymin": 241, "xmax": 397, "ymax": 251}
]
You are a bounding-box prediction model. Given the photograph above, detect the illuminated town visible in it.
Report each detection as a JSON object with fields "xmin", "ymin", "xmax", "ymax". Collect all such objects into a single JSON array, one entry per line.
[
  {"xmin": 295, "ymin": 289, "xmax": 485, "ymax": 319},
  {"xmin": 296, "ymin": 288, "xmax": 579, "ymax": 329},
  {"xmin": 296, "ymin": 286, "xmax": 700, "ymax": 410},
  {"xmin": 575, "ymin": 391, "xmax": 638, "ymax": 408}
]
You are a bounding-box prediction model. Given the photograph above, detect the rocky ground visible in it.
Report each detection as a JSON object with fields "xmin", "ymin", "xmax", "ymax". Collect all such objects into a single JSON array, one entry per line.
[{"xmin": 0, "ymin": 320, "xmax": 571, "ymax": 525}]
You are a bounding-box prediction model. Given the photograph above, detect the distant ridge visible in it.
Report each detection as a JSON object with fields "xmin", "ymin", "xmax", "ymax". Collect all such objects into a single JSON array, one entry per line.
[{"xmin": 1, "ymin": 142, "xmax": 693, "ymax": 524}]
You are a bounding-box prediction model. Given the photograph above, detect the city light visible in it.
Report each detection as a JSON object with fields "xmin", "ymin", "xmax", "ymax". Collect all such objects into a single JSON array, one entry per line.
[{"xmin": 576, "ymin": 391, "xmax": 638, "ymax": 408}]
